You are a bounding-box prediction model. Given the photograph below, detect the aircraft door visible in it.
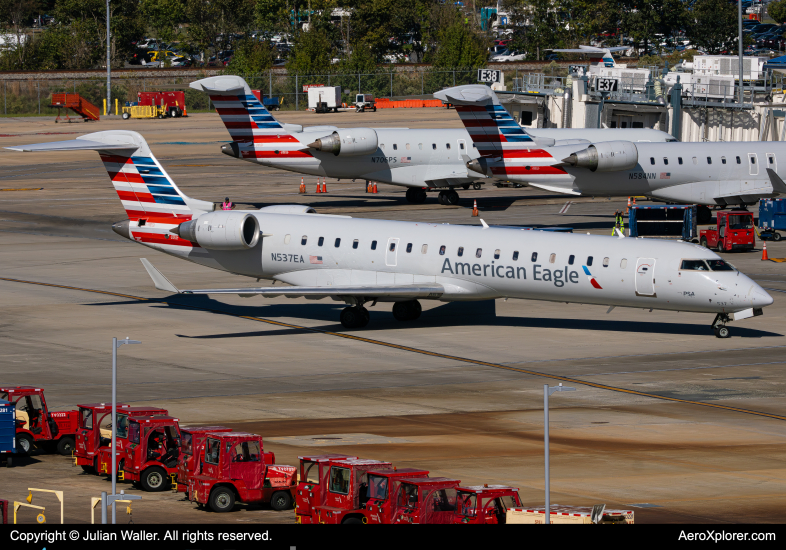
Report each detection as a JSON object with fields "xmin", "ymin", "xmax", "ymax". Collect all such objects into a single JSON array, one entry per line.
[
  {"xmin": 457, "ymin": 139, "xmax": 467, "ymax": 160},
  {"xmin": 635, "ymin": 258, "xmax": 656, "ymax": 297},
  {"xmin": 748, "ymin": 153, "xmax": 759, "ymax": 176},
  {"xmin": 385, "ymin": 238, "xmax": 400, "ymax": 267}
]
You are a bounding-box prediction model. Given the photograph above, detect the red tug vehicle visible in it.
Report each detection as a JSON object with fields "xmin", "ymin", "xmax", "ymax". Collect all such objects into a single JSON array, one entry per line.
[
  {"xmin": 0, "ymin": 386, "xmax": 80, "ymax": 456},
  {"xmin": 390, "ymin": 477, "xmax": 462, "ymax": 524},
  {"xmin": 453, "ymin": 485, "xmax": 522, "ymax": 524},
  {"xmin": 700, "ymin": 210, "xmax": 756, "ymax": 252},
  {"xmin": 174, "ymin": 425, "xmax": 234, "ymax": 493},
  {"xmin": 295, "ymin": 453, "xmax": 358, "ymax": 523},
  {"xmin": 362, "ymin": 468, "xmax": 431, "ymax": 524},
  {"xmin": 188, "ymin": 432, "xmax": 297, "ymax": 512},
  {"xmin": 74, "ymin": 404, "xmax": 168, "ymax": 475},
  {"xmin": 122, "ymin": 415, "xmax": 182, "ymax": 491}
]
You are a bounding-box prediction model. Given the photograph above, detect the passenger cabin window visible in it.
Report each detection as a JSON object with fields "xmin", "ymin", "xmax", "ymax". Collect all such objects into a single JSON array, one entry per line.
[
  {"xmin": 393, "ymin": 144, "xmax": 397, "ymax": 150},
  {"xmin": 446, "ymin": 143, "xmax": 451, "ymax": 149},
  {"xmin": 769, "ymin": 156, "xmax": 775, "ymax": 164},
  {"xmin": 371, "ymin": 240, "xmax": 377, "ymax": 250},
  {"xmin": 568, "ymin": 254, "xmax": 575, "ymax": 265},
  {"xmin": 603, "ymin": 257, "xmax": 610, "ymax": 267},
  {"xmin": 678, "ymin": 157, "xmax": 683, "ymax": 165},
  {"xmin": 389, "ymin": 242, "xmax": 396, "ymax": 251},
  {"xmin": 663, "ymin": 158, "xmax": 668, "ymax": 165},
  {"xmin": 531, "ymin": 252, "xmax": 538, "ymax": 262},
  {"xmin": 301, "ymin": 236, "xmax": 307, "ymax": 245},
  {"xmin": 512, "ymin": 251, "xmax": 519, "ymax": 261},
  {"xmin": 494, "ymin": 249, "xmax": 500, "ymax": 259},
  {"xmin": 421, "ymin": 244, "xmax": 428, "ymax": 254},
  {"xmin": 707, "ymin": 157, "xmax": 712, "ymax": 165},
  {"xmin": 457, "ymin": 247, "xmax": 464, "ymax": 257},
  {"xmin": 460, "ymin": 142, "xmax": 465, "ymax": 150},
  {"xmin": 721, "ymin": 156, "xmax": 727, "ymax": 164},
  {"xmin": 418, "ymin": 143, "xmax": 423, "ymax": 150},
  {"xmin": 751, "ymin": 156, "xmax": 756, "ymax": 165},
  {"xmin": 406, "ymin": 243, "xmax": 412, "ymax": 253},
  {"xmin": 284, "ymin": 234, "xmax": 291, "ymax": 244},
  {"xmin": 736, "ymin": 156, "xmax": 741, "ymax": 164},
  {"xmin": 549, "ymin": 253, "xmax": 556, "ymax": 264},
  {"xmin": 432, "ymin": 144, "xmax": 437, "ymax": 150},
  {"xmin": 692, "ymin": 157, "xmax": 698, "ymax": 165},
  {"xmin": 334, "ymin": 238, "xmax": 341, "ymax": 248},
  {"xmin": 620, "ymin": 258, "xmax": 628, "ymax": 269},
  {"xmin": 439, "ymin": 245, "xmax": 446, "ymax": 255},
  {"xmin": 352, "ymin": 239, "xmax": 359, "ymax": 249},
  {"xmin": 650, "ymin": 157, "xmax": 655, "ymax": 165},
  {"xmin": 406, "ymin": 143, "xmax": 411, "ymax": 150},
  {"xmin": 318, "ymin": 237, "xmax": 324, "ymax": 247},
  {"xmin": 475, "ymin": 248, "xmax": 482, "ymax": 258},
  {"xmin": 587, "ymin": 256, "xmax": 593, "ymax": 266},
  {"xmin": 381, "ymin": 144, "xmax": 385, "ymax": 150}
]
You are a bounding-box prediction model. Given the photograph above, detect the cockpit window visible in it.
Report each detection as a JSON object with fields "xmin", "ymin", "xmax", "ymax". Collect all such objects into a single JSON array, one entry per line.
[
  {"xmin": 680, "ymin": 260, "xmax": 710, "ymax": 271},
  {"xmin": 706, "ymin": 259, "xmax": 735, "ymax": 271}
]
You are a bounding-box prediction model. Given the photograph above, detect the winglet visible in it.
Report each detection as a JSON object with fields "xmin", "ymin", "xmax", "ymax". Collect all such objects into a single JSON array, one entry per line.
[
  {"xmin": 140, "ymin": 259, "xmax": 180, "ymax": 293},
  {"xmin": 766, "ymin": 168, "xmax": 786, "ymax": 194}
]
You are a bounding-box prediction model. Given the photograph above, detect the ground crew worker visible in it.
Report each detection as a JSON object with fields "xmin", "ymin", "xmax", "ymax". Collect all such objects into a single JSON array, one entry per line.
[
  {"xmin": 612, "ymin": 210, "xmax": 625, "ymax": 236},
  {"xmin": 222, "ymin": 197, "xmax": 234, "ymax": 210}
]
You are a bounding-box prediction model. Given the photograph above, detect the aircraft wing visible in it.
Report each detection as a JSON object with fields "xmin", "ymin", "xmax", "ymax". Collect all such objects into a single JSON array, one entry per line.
[
  {"xmin": 141, "ymin": 259, "xmax": 444, "ymax": 299},
  {"xmin": 766, "ymin": 168, "xmax": 786, "ymax": 194}
]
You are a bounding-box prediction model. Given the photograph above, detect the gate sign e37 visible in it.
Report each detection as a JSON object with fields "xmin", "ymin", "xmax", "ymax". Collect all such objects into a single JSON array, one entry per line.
[{"xmin": 478, "ymin": 69, "xmax": 502, "ymax": 83}]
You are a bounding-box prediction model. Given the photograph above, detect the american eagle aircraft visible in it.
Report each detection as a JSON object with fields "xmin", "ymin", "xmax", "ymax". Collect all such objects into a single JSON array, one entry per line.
[
  {"xmin": 434, "ymin": 85, "xmax": 786, "ymax": 223},
  {"xmin": 190, "ymin": 75, "xmax": 673, "ymax": 206},
  {"xmin": 6, "ymin": 130, "xmax": 772, "ymax": 336}
]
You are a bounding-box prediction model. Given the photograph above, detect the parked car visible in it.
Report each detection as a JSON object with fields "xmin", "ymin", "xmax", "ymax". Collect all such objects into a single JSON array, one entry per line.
[
  {"xmin": 491, "ymin": 50, "xmax": 526, "ymax": 62},
  {"xmin": 129, "ymin": 50, "xmax": 154, "ymax": 65}
]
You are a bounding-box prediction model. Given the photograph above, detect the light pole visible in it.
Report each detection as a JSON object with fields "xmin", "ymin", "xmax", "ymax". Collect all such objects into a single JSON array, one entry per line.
[
  {"xmin": 109, "ymin": 337, "xmax": 140, "ymax": 524},
  {"xmin": 106, "ymin": 0, "xmax": 111, "ymax": 113},
  {"xmin": 544, "ymin": 382, "xmax": 575, "ymax": 524},
  {"xmin": 738, "ymin": 0, "xmax": 743, "ymax": 105}
]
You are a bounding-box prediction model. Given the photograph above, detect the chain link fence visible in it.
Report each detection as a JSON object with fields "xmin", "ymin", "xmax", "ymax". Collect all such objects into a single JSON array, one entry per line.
[{"xmin": 0, "ymin": 67, "xmax": 535, "ymax": 116}]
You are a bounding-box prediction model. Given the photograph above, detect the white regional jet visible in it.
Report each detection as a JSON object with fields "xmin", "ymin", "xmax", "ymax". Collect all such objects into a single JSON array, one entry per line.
[
  {"xmin": 190, "ymin": 75, "xmax": 674, "ymax": 206},
  {"xmin": 6, "ymin": 131, "xmax": 773, "ymax": 337},
  {"xmin": 435, "ymin": 85, "xmax": 786, "ymax": 223}
]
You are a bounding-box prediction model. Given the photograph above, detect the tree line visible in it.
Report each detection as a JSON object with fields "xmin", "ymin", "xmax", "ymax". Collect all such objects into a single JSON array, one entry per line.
[{"xmin": 0, "ymin": 0, "xmax": 758, "ymax": 73}]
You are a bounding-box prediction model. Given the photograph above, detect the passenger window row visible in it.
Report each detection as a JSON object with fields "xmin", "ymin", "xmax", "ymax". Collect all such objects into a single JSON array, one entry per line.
[{"xmin": 650, "ymin": 155, "xmax": 767, "ymax": 166}]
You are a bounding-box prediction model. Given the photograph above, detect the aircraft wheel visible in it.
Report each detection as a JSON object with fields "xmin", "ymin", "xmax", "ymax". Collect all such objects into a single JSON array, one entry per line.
[
  {"xmin": 462, "ymin": 184, "xmax": 470, "ymax": 190},
  {"xmin": 714, "ymin": 326, "xmax": 730, "ymax": 339},
  {"xmin": 392, "ymin": 300, "xmax": 421, "ymax": 321},
  {"xmin": 445, "ymin": 190, "xmax": 460, "ymax": 205},
  {"xmin": 473, "ymin": 183, "xmax": 482, "ymax": 190},
  {"xmin": 405, "ymin": 188, "xmax": 425, "ymax": 204},
  {"xmin": 437, "ymin": 191, "xmax": 447, "ymax": 205},
  {"xmin": 340, "ymin": 307, "xmax": 367, "ymax": 329},
  {"xmin": 16, "ymin": 433, "xmax": 34, "ymax": 455}
]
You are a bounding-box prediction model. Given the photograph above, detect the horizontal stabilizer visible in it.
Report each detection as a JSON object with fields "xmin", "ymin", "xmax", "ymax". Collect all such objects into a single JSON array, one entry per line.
[
  {"xmin": 140, "ymin": 259, "xmax": 444, "ymax": 299},
  {"xmin": 190, "ymin": 75, "xmax": 250, "ymax": 96},
  {"xmin": 5, "ymin": 138, "xmax": 137, "ymax": 152},
  {"xmin": 434, "ymin": 85, "xmax": 497, "ymax": 106}
]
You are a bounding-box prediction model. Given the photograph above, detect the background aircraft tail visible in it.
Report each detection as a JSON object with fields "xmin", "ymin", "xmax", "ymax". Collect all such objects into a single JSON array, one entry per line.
[
  {"xmin": 5, "ymin": 131, "xmax": 213, "ymax": 247},
  {"xmin": 433, "ymin": 85, "xmax": 535, "ymax": 157}
]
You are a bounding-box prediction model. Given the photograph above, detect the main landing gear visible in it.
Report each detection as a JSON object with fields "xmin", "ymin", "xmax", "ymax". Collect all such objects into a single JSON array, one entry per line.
[
  {"xmin": 697, "ymin": 205, "xmax": 712, "ymax": 224},
  {"xmin": 339, "ymin": 300, "xmax": 423, "ymax": 329},
  {"xmin": 712, "ymin": 313, "xmax": 731, "ymax": 338},
  {"xmin": 405, "ymin": 188, "xmax": 427, "ymax": 204},
  {"xmin": 437, "ymin": 190, "xmax": 460, "ymax": 205}
]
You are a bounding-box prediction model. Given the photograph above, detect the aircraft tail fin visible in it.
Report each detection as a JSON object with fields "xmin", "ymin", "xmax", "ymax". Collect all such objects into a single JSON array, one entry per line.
[
  {"xmin": 433, "ymin": 85, "xmax": 535, "ymax": 157},
  {"xmin": 190, "ymin": 75, "xmax": 289, "ymax": 144},
  {"xmin": 5, "ymin": 130, "xmax": 213, "ymax": 227}
]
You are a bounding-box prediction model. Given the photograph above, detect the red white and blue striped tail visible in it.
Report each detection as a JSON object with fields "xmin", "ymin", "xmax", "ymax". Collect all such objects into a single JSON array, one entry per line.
[
  {"xmin": 5, "ymin": 130, "xmax": 214, "ymax": 250},
  {"xmin": 434, "ymin": 84, "xmax": 535, "ymax": 158},
  {"xmin": 190, "ymin": 75, "xmax": 313, "ymax": 164}
]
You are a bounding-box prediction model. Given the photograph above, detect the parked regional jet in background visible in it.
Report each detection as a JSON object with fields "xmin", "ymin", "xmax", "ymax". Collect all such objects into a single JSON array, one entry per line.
[
  {"xmin": 436, "ymin": 85, "xmax": 786, "ymax": 223},
  {"xmin": 190, "ymin": 76, "xmax": 674, "ymax": 206},
  {"xmin": 7, "ymin": 130, "xmax": 772, "ymax": 337},
  {"xmin": 549, "ymin": 45, "xmax": 631, "ymax": 69}
]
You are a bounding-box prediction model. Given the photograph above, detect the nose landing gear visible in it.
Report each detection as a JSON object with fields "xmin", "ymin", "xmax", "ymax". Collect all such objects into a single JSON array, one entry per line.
[
  {"xmin": 712, "ymin": 313, "xmax": 731, "ymax": 338},
  {"xmin": 340, "ymin": 306, "xmax": 370, "ymax": 329}
]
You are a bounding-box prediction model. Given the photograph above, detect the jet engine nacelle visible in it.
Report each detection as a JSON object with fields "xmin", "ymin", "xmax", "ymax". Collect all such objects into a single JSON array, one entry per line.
[
  {"xmin": 562, "ymin": 141, "xmax": 638, "ymax": 172},
  {"xmin": 173, "ymin": 211, "xmax": 260, "ymax": 250},
  {"xmin": 307, "ymin": 128, "xmax": 378, "ymax": 156}
]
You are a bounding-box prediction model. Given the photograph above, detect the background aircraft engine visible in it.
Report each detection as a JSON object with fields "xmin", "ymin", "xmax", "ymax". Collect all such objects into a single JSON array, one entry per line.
[
  {"xmin": 307, "ymin": 128, "xmax": 378, "ymax": 156},
  {"xmin": 174, "ymin": 211, "xmax": 260, "ymax": 250},
  {"xmin": 562, "ymin": 141, "xmax": 638, "ymax": 172}
]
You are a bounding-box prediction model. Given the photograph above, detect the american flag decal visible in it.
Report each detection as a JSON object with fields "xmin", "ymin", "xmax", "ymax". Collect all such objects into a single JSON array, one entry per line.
[
  {"xmin": 309, "ymin": 256, "xmax": 323, "ymax": 264},
  {"xmin": 660, "ymin": 172, "xmax": 671, "ymax": 179},
  {"xmin": 401, "ymin": 156, "xmax": 411, "ymax": 163}
]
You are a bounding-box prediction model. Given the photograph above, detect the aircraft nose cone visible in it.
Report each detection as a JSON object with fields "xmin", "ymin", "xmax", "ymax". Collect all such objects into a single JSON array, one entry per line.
[
  {"xmin": 112, "ymin": 219, "xmax": 130, "ymax": 240},
  {"xmin": 751, "ymin": 286, "xmax": 774, "ymax": 307}
]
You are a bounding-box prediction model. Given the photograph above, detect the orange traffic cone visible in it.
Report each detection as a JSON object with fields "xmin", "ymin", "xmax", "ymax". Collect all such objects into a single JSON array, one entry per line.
[
  {"xmin": 321, "ymin": 178, "xmax": 327, "ymax": 193},
  {"xmin": 472, "ymin": 199, "xmax": 479, "ymax": 217},
  {"xmin": 299, "ymin": 177, "xmax": 305, "ymax": 194},
  {"xmin": 762, "ymin": 241, "xmax": 769, "ymax": 261},
  {"xmin": 626, "ymin": 196, "xmax": 631, "ymax": 214},
  {"xmin": 632, "ymin": 197, "xmax": 637, "ymax": 207},
  {"xmin": 372, "ymin": 182, "xmax": 378, "ymax": 194},
  {"xmin": 366, "ymin": 180, "xmax": 371, "ymax": 193},
  {"xmin": 315, "ymin": 178, "xmax": 322, "ymax": 193}
]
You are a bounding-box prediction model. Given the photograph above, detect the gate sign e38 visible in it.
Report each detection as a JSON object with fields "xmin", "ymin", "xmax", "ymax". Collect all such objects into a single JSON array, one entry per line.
[{"xmin": 478, "ymin": 69, "xmax": 502, "ymax": 83}]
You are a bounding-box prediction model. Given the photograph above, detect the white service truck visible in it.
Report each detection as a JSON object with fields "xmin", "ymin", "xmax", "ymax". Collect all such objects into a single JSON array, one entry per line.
[{"xmin": 308, "ymin": 86, "xmax": 341, "ymax": 113}]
